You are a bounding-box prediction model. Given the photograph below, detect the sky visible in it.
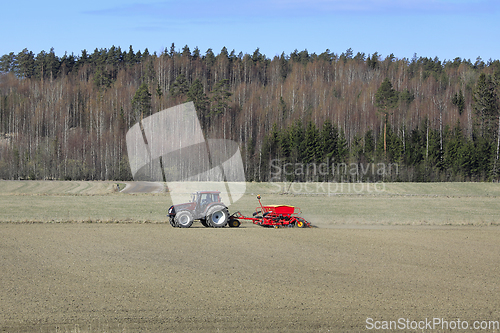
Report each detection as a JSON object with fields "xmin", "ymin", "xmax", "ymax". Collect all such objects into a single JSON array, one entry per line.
[{"xmin": 1, "ymin": 0, "xmax": 499, "ymax": 62}]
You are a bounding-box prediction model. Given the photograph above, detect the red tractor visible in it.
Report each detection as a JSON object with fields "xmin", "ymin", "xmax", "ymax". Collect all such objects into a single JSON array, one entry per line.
[{"xmin": 168, "ymin": 191, "xmax": 240, "ymax": 228}]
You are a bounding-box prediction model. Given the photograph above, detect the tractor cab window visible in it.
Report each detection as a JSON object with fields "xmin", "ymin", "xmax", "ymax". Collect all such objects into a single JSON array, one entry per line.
[
  {"xmin": 209, "ymin": 193, "xmax": 221, "ymax": 202},
  {"xmin": 200, "ymin": 193, "xmax": 213, "ymax": 206}
]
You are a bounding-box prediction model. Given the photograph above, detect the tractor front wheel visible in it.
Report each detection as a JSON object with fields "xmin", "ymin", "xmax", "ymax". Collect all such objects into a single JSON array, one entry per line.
[{"xmin": 175, "ymin": 211, "xmax": 194, "ymax": 228}]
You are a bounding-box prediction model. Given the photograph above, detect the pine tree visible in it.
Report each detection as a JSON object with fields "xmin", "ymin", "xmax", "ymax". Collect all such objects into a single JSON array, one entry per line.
[
  {"xmin": 279, "ymin": 52, "xmax": 289, "ymax": 80},
  {"xmin": 0, "ymin": 52, "xmax": 15, "ymax": 72},
  {"xmin": 125, "ymin": 45, "xmax": 136, "ymax": 66},
  {"xmin": 337, "ymin": 130, "xmax": 348, "ymax": 163},
  {"xmin": 245, "ymin": 137, "xmax": 256, "ymax": 181},
  {"xmin": 187, "ymin": 79, "xmax": 209, "ymax": 128},
  {"xmin": 364, "ymin": 130, "xmax": 375, "ymax": 163},
  {"xmin": 375, "ymin": 78, "xmax": 399, "ymax": 156},
  {"xmin": 192, "ymin": 47, "xmax": 200, "ymax": 60},
  {"xmin": 321, "ymin": 119, "xmax": 338, "ymax": 162},
  {"xmin": 350, "ymin": 135, "xmax": 364, "ymax": 164},
  {"xmin": 444, "ymin": 121, "xmax": 465, "ymax": 176},
  {"xmin": 279, "ymin": 128, "xmax": 291, "ymax": 162},
  {"xmin": 260, "ymin": 124, "xmax": 279, "ymax": 181},
  {"xmin": 210, "ymin": 79, "xmax": 231, "ymax": 116},
  {"xmin": 290, "ymin": 120, "xmax": 305, "ymax": 163},
  {"xmin": 170, "ymin": 74, "xmax": 189, "ymax": 98},
  {"xmin": 169, "ymin": 43, "xmax": 176, "ymax": 58},
  {"xmin": 473, "ymin": 73, "xmax": 498, "ymax": 138},
  {"xmin": 304, "ymin": 121, "xmax": 320, "ymax": 164},
  {"xmin": 15, "ymin": 48, "xmax": 35, "ymax": 78},
  {"xmin": 452, "ymin": 90, "xmax": 465, "ymax": 115},
  {"xmin": 385, "ymin": 124, "xmax": 403, "ymax": 163},
  {"xmin": 279, "ymin": 96, "xmax": 287, "ymax": 119},
  {"xmin": 204, "ymin": 48, "xmax": 216, "ymax": 67},
  {"xmin": 181, "ymin": 45, "xmax": 191, "ymax": 58},
  {"xmin": 131, "ymin": 83, "xmax": 152, "ymax": 123}
]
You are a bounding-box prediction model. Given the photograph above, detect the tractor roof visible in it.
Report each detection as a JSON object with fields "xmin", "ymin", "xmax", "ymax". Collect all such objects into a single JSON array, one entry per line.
[{"xmin": 194, "ymin": 191, "xmax": 221, "ymax": 194}]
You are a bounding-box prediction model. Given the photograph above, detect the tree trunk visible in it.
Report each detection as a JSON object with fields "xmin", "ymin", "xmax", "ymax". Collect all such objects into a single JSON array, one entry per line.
[
  {"xmin": 426, "ymin": 121, "xmax": 429, "ymax": 160},
  {"xmin": 384, "ymin": 114, "xmax": 387, "ymax": 156},
  {"xmin": 494, "ymin": 115, "xmax": 500, "ymax": 178}
]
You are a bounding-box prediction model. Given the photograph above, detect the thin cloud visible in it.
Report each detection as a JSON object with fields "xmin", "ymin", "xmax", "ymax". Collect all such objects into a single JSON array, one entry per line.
[
  {"xmin": 84, "ymin": 0, "xmax": 498, "ymax": 21},
  {"xmin": 84, "ymin": 0, "xmax": 268, "ymax": 19},
  {"xmin": 269, "ymin": 0, "xmax": 497, "ymax": 13}
]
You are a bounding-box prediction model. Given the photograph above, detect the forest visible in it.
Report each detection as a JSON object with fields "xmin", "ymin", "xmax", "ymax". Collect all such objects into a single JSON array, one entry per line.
[{"xmin": 0, "ymin": 44, "xmax": 499, "ymax": 182}]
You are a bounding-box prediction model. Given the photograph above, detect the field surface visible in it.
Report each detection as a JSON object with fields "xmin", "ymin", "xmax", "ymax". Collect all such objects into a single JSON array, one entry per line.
[
  {"xmin": 1, "ymin": 181, "xmax": 499, "ymax": 332},
  {"xmin": 1, "ymin": 224, "xmax": 499, "ymax": 332}
]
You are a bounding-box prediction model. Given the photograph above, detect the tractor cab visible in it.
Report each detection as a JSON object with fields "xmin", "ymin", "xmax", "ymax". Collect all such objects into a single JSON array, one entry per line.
[{"xmin": 190, "ymin": 191, "xmax": 222, "ymax": 215}]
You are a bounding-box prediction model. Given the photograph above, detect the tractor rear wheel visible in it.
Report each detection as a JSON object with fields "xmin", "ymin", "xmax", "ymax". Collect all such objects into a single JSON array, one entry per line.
[
  {"xmin": 207, "ymin": 206, "xmax": 229, "ymax": 228},
  {"xmin": 200, "ymin": 218, "xmax": 210, "ymax": 227},
  {"xmin": 175, "ymin": 211, "xmax": 194, "ymax": 228}
]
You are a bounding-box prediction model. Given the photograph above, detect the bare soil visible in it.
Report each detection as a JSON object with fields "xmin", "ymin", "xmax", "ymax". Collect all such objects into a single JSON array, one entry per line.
[{"xmin": 1, "ymin": 223, "xmax": 499, "ymax": 332}]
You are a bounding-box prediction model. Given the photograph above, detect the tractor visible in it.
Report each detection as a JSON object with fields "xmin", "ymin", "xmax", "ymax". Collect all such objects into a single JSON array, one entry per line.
[{"xmin": 167, "ymin": 191, "xmax": 240, "ymax": 228}]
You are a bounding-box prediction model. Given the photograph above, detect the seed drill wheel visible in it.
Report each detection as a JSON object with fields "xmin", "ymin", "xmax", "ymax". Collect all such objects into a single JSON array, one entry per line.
[
  {"xmin": 228, "ymin": 218, "xmax": 241, "ymax": 228},
  {"xmin": 296, "ymin": 217, "xmax": 307, "ymax": 228},
  {"xmin": 175, "ymin": 211, "xmax": 194, "ymax": 228},
  {"xmin": 207, "ymin": 206, "xmax": 229, "ymax": 228}
]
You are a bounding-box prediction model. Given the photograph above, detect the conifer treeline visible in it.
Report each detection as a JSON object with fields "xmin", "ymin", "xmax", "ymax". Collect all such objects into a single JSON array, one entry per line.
[{"xmin": 0, "ymin": 44, "xmax": 499, "ymax": 181}]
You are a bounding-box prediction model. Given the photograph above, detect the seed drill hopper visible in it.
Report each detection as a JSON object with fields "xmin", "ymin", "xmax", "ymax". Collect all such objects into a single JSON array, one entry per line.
[{"xmin": 229, "ymin": 195, "xmax": 312, "ymax": 228}]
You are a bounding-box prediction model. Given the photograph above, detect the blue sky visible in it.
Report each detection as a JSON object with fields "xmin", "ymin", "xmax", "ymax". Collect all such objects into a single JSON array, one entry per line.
[{"xmin": 1, "ymin": 0, "xmax": 499, "ymax": 61}]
